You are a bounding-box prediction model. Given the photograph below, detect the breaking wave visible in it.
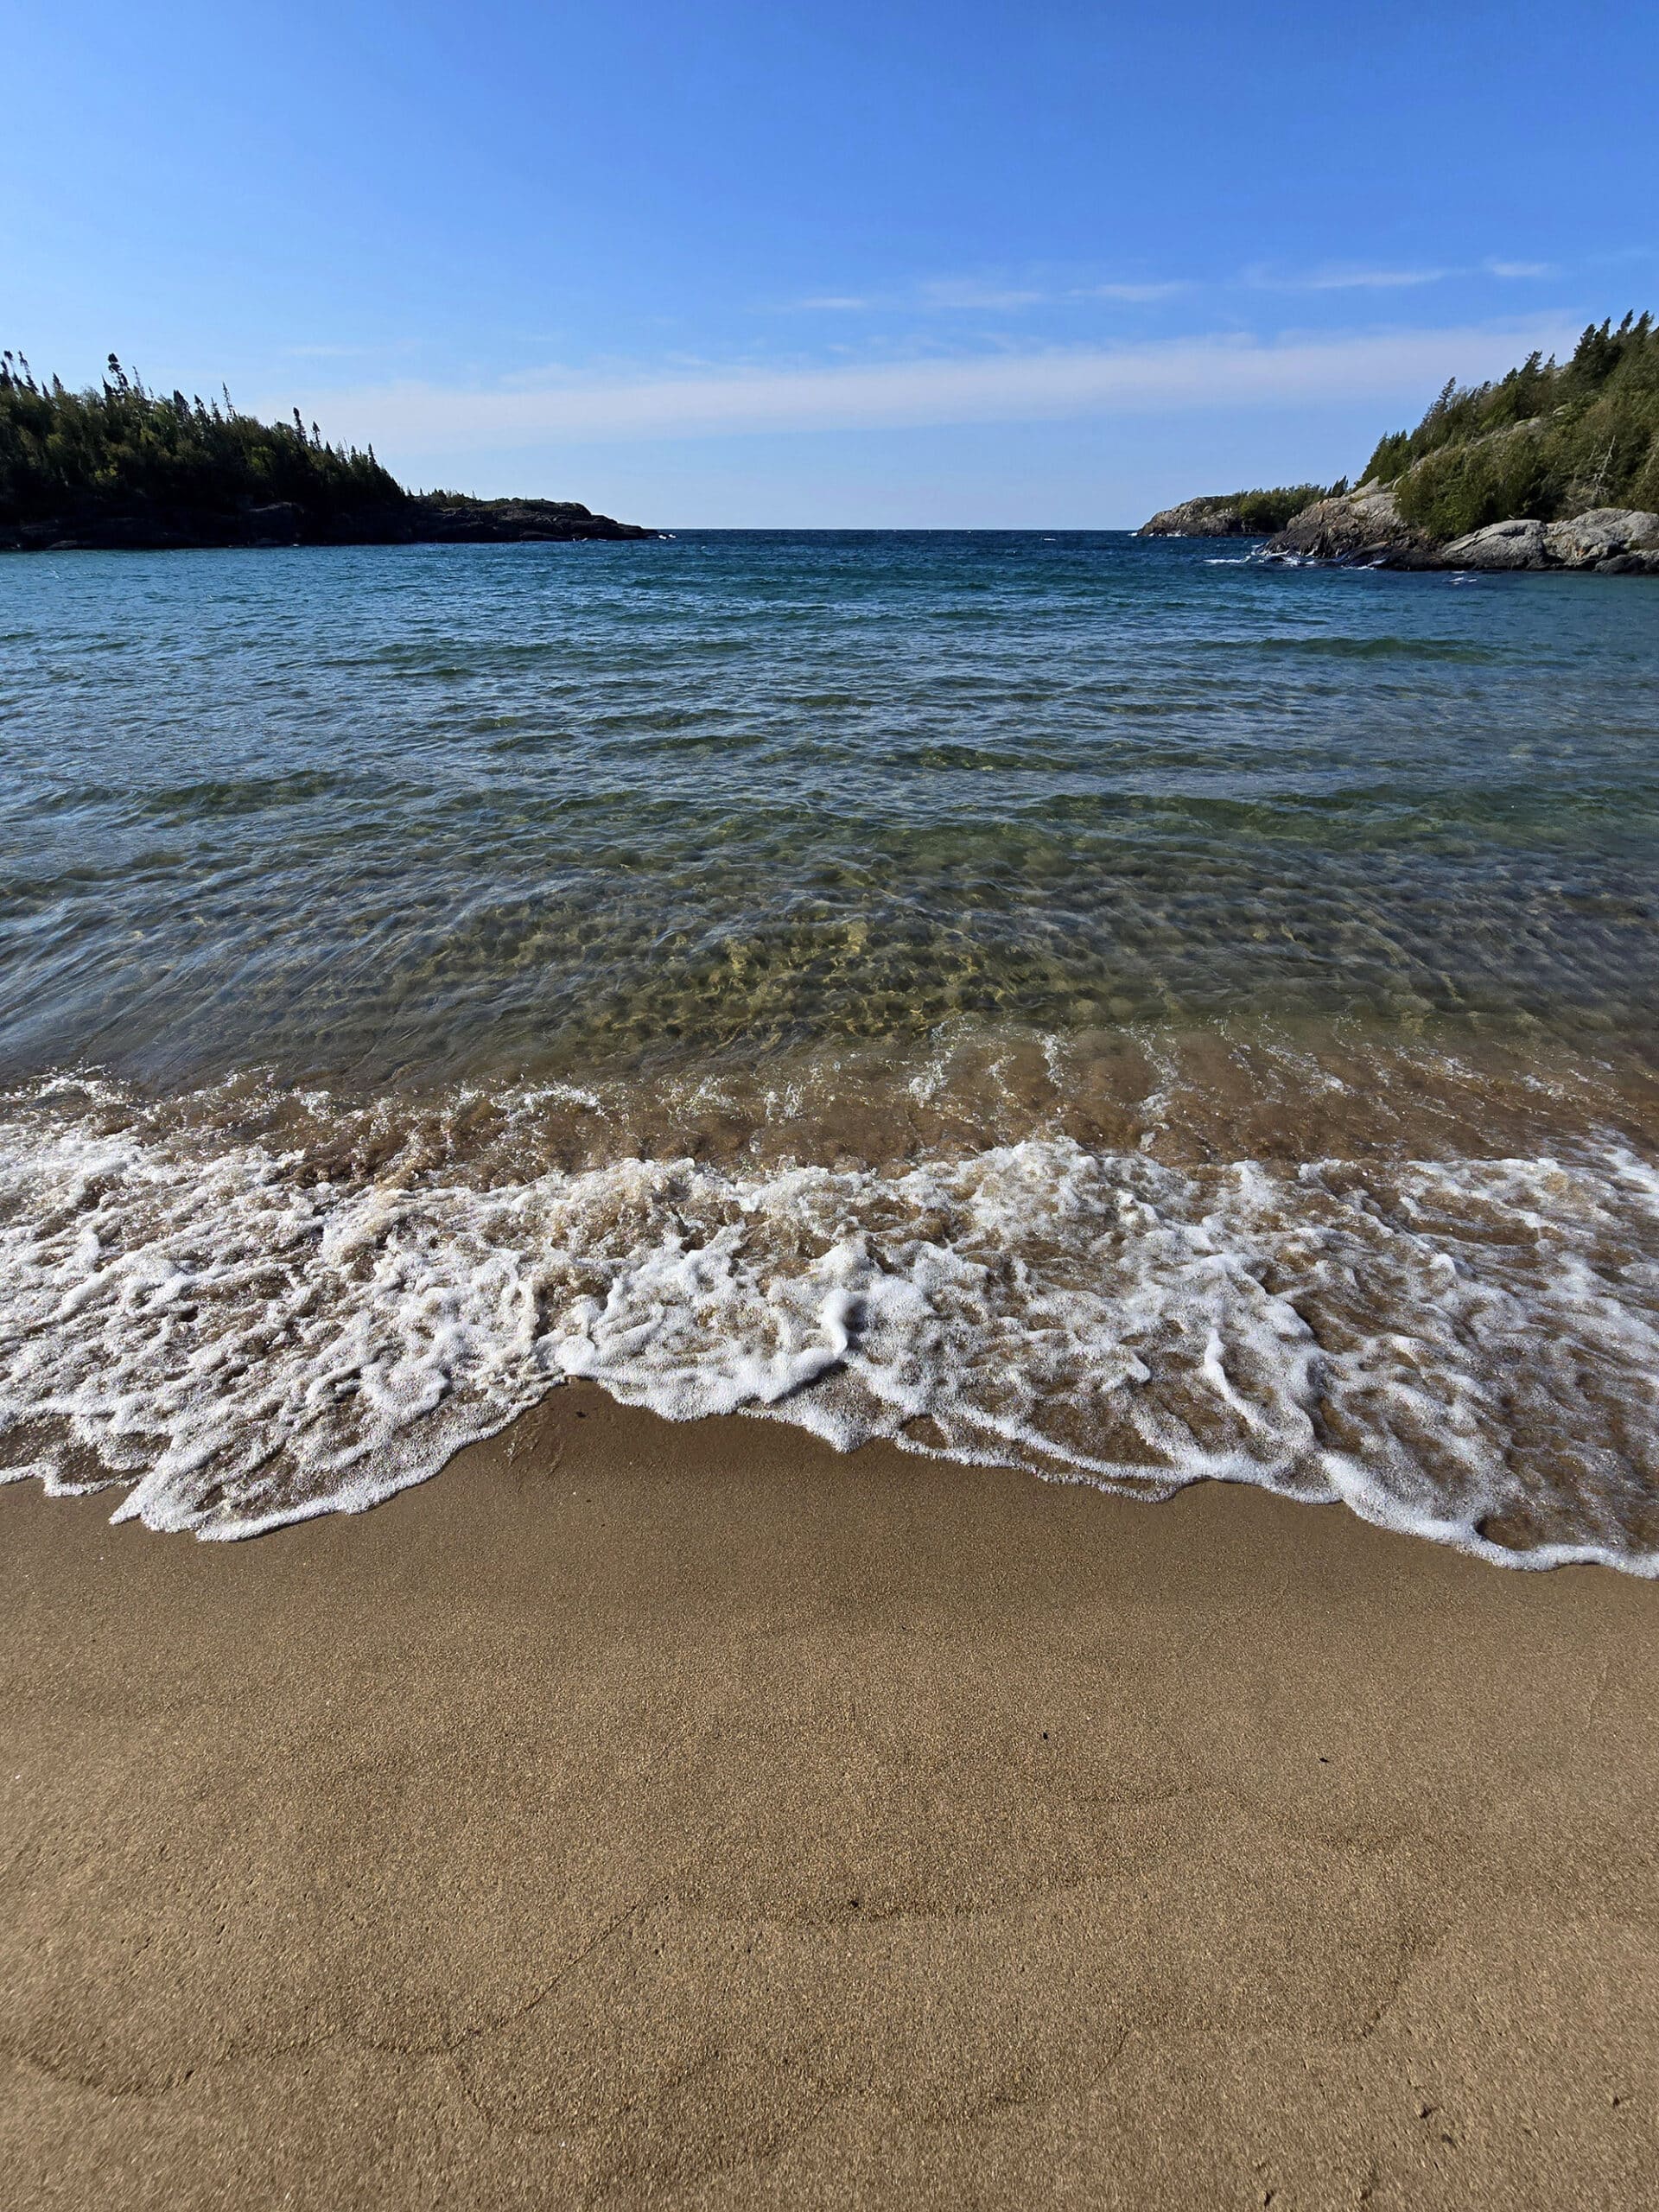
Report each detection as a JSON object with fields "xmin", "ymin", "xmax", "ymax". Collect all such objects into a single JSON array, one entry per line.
[{"xmin": 3, "ymin": 1072, "xmax": 1656, "ymax": 1569}]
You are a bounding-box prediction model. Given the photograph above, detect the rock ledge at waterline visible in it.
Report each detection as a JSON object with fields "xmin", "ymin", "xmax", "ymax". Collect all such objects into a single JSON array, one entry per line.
[
  {"xmin": 1262, "ymin": 486, "xmax": 1659, "ymax": 574},
  {"xmin": 1143, "ymin": 484, "xmax": 1659, "ymax": 574}
]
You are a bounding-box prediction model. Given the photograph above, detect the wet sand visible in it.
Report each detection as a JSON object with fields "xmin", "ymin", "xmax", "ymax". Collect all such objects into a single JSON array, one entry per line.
[{"xmin": 3, "ymin": 1385, "xmax": 1656, "ymax": 2209}]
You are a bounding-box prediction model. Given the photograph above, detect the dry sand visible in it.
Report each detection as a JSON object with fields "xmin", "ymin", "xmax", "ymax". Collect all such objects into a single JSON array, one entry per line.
[{"xmin": 3, "ymin": 1385, "xmax": 1656, "ymax": 2209}]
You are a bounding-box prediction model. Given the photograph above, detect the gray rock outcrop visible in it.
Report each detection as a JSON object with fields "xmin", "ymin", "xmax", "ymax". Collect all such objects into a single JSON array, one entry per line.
[
  {"xmin": 1441, "ymin": 508, "xmax": 1659, "ymax": 574},
  {"xmin": 1249, "ymin": 490, "xmax": 1659, "ymax": 575},
  {"xmin": 1438, "ymin": 518, "xmax": 1551, "ymax": 570},
  {"xmin": 1257, "ymin": 484, "xmax": 1438, "ymax": 568}
]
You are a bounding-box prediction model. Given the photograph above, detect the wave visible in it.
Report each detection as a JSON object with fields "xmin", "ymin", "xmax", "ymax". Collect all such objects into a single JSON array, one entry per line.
[
  {"xmin": 1247, "ymin": 635, "xmax": 1503, "ymax": 663},
  {"xmin": 3, "ymin": 1071, "xmax": 1656, "ymax": 1569}
]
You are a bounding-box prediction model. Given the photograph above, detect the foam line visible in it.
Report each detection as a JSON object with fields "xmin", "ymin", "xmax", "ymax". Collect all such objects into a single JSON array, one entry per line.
[{"xmin": 2, "ymin": 1079, "xmax": 1656, "ymax": 1568}]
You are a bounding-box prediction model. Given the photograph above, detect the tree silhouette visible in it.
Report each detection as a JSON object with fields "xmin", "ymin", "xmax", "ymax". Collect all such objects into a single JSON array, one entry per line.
[{"xmin": 0, "ymin": 351, "xmax": 405, "ymax": 528}]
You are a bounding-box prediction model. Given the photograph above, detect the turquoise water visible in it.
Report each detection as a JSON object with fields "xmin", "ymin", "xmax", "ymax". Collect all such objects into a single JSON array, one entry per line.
[
  {"xmin": 2, "ymin": 534, "xmax": 1657, "ymax": 1561},
  {"xmin": 3, "ymin": 531, "xmax": 1656, "ymax": 1088}
]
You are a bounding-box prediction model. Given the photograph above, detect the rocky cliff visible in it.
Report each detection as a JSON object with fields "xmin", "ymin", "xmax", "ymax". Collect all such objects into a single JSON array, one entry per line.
[{"xmin": 1255, "ymin": 484, "xmax": 1435, "ymax": 568}]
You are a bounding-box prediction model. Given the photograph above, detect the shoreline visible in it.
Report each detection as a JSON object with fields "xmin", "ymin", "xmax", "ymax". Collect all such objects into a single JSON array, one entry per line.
[
  {"xmin": 6, "ymin": 1385, "xmax": 1656, "ymax": 2208},
  {"xmin": 0, "ymin": 494, "xmax": 657, "ymax": 554},
  {"xmin": 9, "ymin": 1034, "xmax": 1658, "ymax": 1564}
]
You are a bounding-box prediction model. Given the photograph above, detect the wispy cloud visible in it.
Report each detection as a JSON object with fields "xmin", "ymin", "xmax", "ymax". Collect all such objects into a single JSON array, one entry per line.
[
  {"xmin": 916, "ymin": 278, "xmax": 1049, "ymax": 311},
  {"xmin": 1247, "ymin": 257, "xmax": 1558, "ymax": 292},
  {"xmin": 281, "ymin": 321, "xmax": 1579, "ymax": 453},
  {"xmin": 791, "ymin": 262, "xmax": 1555, "ymax": 315},
  {"xmin": 1245, "ymin": 263, "xmax": 1452, "ymax": 292},
  {"xmin": 1080, "ymin": 282, "xmax": 1188, "ymax": 303},
  {"xmin": 785, "ymin": 274, "xmax": 1188, "ymax": 314}
]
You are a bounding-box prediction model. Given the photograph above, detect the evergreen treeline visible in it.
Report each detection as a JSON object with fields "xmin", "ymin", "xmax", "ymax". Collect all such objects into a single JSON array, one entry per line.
[
  {"xmin": 1217, "ymin": 484, "xmax": 1338, "ymax": 533},
  {"xmin": 0, "ymin": 351, "xmax": 404, "ymax": 525},
  {"xmin": 1140, "ymin": 483, "xmax": 1341, "ymax": 537},
  {"xmin": 1362, "ymin": 312, "xmax": 1659, "ymax": 540}
]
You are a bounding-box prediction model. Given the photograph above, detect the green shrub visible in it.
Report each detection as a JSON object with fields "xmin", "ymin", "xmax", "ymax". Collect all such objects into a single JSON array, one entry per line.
[
  {"xmin": 1228, "ymin": 484, "xmax": 1331, "ymax": 531},
  {"xmin": 1393, "ymin": 424, "xmax": 1557, "ymax": 539},
  {"xmin": 1630, "ymin": 429, "xmax": 1659, "ymax": 515}
]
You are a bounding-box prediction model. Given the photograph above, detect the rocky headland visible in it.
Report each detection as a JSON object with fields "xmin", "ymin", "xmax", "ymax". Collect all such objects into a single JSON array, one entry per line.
[
  {"xmin": 1140, "ymin": 496, "xmax": 1256, "ymax": 537},
  {"xmin": 0, "ymin": 353, "xmax": 656, "ymax": 552},
  {"xmin": 0, "ymin": 493, "xmax": 656, "ymax": 553},
  {"xmin": 1140, "ymin": 313, "xmax": 1659, "ymax": 575},
  {"xmin": 1139, "ymin": 485, "xmax": 1327, "ymax": 538}
]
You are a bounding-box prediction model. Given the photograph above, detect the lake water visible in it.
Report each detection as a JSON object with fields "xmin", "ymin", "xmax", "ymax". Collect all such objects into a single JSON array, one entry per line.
[{"xmin": 3, "ymin": 531, "xmax": 1657, "ymax": 1562}]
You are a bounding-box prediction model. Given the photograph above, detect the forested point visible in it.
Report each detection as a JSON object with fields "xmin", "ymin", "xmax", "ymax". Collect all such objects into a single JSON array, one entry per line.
[
  {"xmin": 0, "ymin": 353, "xmax": 402, "ymax": 523},
  {"xmin": 1136, "ymin": 483, "xmax": 1343, "ymax": 537},
  {"xmin": 0, "ymin": 352, "xmax": 652, "ymax": 546},
  {"xmin": 1362, "ymin": 312, "xmax": 1659, "ymax": 540}
]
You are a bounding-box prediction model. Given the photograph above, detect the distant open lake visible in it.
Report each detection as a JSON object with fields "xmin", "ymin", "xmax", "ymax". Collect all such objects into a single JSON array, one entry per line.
[{"xmin": 3, "ymin": 532, "xmax": 1657, "ymax": 1563}]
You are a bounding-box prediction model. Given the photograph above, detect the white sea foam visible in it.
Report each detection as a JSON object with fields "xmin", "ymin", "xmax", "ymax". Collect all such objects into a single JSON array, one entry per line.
[{"xmin": 3, "ymin": 1078, "xmax": 1657, "ymax": 1567}]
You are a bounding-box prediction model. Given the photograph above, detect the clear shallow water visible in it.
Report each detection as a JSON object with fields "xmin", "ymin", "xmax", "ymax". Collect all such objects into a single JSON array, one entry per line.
[{"xmin": 2, "ymin": 532, "xmax": 1657, "ymax": 1561}]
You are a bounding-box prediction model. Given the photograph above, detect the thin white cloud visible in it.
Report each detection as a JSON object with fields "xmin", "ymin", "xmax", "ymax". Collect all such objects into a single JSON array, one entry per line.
[
  {"xmin": 797, "ymin": 264, "xmax": 1554, "ymax": 314},
  {"xmin": 280, "ymin": 321, "xmax": 1580, "ymax": 453},
  {"xmin": 916, "ymin": 278, "xmax": 1049, "ymax": 310},
  {"xmin": 1078, "ymin": 282, "xmax": 1188, "ymax": 302},
  {"xmin": 1306, "ymin": 267, "xmax": 1452, "ymax": 290},
  {"xmin": 1249, "ymin": 257, "xmax": 1560, "ymax": 291},
  {"xmin": 1247, "ymin": 263, "xmax": 1452, "ymax": 292},
  {"xmin": 785, "ymin": 275, "xmax": 1187, "ymax": 314}
]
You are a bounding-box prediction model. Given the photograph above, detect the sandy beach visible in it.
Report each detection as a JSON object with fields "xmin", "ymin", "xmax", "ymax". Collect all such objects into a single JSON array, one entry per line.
[
  {"xmin": 9, "ymin": 12, "xmax": 1659, "ymax": 2209},
  {"xmin": 4, "ymin": 1388, "xmax": 1655, "ymax": 2209}
]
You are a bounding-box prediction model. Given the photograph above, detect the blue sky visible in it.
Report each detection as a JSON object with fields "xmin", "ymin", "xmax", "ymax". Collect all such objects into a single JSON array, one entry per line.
[{"xmin": 5, "ymin": 2, "xmax": 1654, "ymax": 524}]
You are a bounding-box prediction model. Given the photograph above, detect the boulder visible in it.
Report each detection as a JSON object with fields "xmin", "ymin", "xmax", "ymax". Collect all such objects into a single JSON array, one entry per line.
[
  {"xmin": 1440, "ymin": 518, "xmax": 1551, "ymax": 570},
  {"xmin": 1543, "ymin": 508, "xmax": 1659, "ymax": 566}
]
